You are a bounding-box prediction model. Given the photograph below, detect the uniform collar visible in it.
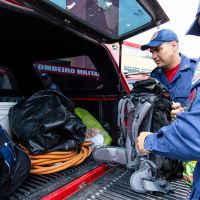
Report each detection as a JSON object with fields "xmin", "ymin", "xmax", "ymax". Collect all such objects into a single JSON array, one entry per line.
[{"xmin": 179, "ymin": 54, "xmax": 192, "ymax": 71}]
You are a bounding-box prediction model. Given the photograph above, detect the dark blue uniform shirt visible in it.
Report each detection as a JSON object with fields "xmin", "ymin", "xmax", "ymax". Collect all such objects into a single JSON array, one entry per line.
[
  {"xmin": 151, "ymin": 54, "xmax": 196, "ymax": 106},
  {"xmin": 145, "ymin": 57, "xmax": 200, "ymax": 199}
]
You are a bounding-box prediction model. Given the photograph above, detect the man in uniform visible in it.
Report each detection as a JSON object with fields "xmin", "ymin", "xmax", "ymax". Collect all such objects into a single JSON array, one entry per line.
[{"xmin": 141, "ymin": 29, "xmax": 196, "ymax": 107}]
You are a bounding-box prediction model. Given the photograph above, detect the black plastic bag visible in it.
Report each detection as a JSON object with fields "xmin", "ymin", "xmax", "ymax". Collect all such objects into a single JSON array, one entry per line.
[{"xmin": 9, "ymin": 90, "xmax": 86, "ymax": 154}]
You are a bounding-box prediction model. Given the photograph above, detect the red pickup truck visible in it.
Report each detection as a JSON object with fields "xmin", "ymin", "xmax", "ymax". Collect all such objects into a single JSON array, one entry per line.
[{"xmin": 0, "ymin": 1, "xmax": 190, "ymax": 199}]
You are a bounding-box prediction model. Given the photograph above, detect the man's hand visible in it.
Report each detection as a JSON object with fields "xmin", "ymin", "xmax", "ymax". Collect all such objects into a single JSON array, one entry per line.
[
  {"xmin": 136, "ymin": 132, "xmax": 152, "ymax": 156},
  {"xmin": 171, "ymin": 102, "xmax": 184, "ymax": 119}
]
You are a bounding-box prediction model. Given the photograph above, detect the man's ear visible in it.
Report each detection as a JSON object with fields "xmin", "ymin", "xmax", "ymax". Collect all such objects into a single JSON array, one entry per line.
[{"xmin": 171, "ymin": 40, "xmax": 179, "ymax": 49}]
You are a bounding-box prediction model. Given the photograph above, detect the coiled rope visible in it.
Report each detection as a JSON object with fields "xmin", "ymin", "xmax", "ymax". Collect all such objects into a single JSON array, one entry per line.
[{"xmin": 20, "ymin": 141, "xmax": 92, "ymax": 174}]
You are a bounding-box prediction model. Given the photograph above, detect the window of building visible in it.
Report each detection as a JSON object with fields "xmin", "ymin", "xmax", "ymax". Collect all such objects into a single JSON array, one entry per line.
[
  {"xmin": 123, "ymin": 45, "xmax": 152, "ymax": 59},
  {"xmin": 124, "ymin": 66, "xmax": 152, "ymax": 74}
]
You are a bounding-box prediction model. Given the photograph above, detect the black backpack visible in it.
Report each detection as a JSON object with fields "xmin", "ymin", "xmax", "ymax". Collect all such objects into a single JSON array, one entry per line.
[
  {"xmin": 0, "ymin": 125, "xmax": 31, "ymax": 197},
  {"xmin": 93, "ymin": 78, "xmax": 182, "ymax": 194},
  {"xmin": 128, "ymin": 78, "xmax": 182, "ymax": 179}
]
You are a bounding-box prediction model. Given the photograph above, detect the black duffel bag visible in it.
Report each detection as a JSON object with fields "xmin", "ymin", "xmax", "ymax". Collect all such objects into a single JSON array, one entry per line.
[{"xmin": 9, "ymin": 90, "xmax": 86, "ymax": 155}]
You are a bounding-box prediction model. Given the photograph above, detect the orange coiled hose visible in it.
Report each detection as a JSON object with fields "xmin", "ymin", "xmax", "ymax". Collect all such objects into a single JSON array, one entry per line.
[{"xmin": 20, "ymin": 141, "xmax": 92, "ymax": 175}]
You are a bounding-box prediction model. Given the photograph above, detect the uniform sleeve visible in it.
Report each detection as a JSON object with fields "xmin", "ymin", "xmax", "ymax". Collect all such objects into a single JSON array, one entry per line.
[{"xmin": 144, "ymin": 110, "xmax": 200, "ymax": 161}]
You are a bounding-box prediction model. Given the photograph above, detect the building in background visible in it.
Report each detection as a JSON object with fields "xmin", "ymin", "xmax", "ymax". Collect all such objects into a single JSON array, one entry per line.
[
  {"xmin": 107, "ymin": 41, "xmax": 156, "ymax": 74},
  {"xmin": 122, "ymin": 41, "xmax": 156, "ymax": 74}
]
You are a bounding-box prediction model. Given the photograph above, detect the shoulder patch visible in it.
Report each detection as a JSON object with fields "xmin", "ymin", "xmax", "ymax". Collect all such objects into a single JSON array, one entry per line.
[{"xmin": 192, "ymin": 59, "xmax": 200, "ymax": 85}]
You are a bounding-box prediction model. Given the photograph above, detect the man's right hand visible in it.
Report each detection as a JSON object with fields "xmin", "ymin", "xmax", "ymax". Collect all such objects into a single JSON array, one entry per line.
[{"xmin": 137, "ymin": 132, "xmax": 151, "ymax": 156}]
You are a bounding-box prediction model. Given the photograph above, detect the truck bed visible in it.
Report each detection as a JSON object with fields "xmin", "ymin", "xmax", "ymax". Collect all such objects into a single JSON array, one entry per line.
[
  {"xmin": 3, "ymin": 157, "xmax": 191, "ymax": 200},
  {"xmin": 69, "ymin": 166, "xmax": 191, "ymax": 200},
  {"xmin": 4, "ymin": 159, "xmax": 103, "ymax": 200}
]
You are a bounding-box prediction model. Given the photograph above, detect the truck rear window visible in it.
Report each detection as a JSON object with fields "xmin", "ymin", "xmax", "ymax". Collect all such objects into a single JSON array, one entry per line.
[{"xmin": 34, "ymin": 55, "xmax": 103, "ymax": 91}]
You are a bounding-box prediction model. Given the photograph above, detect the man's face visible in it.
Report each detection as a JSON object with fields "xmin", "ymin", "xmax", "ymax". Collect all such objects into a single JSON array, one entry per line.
[{"xmin": 150, "ymin": 41, "xmax": 177, "ymax": 70}]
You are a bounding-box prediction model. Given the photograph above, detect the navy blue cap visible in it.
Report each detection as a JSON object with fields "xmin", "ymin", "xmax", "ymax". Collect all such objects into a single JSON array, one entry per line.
[
  {"xmin": 186, "ymin": 1, "xmax": 200, "ymax": 36},
  {"xmin": 141, "ymin": 29, "xmax": 179, "ymax": 51}
]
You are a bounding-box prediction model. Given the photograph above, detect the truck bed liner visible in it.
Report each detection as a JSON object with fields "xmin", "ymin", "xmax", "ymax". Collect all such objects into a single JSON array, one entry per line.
[
  {"xmin": 4, "ymin": 159, "xmax": 101, "ymax": 200},
  {"xmin": 69, "ymin": 166, "xmax": 191, "ymax": 200}
]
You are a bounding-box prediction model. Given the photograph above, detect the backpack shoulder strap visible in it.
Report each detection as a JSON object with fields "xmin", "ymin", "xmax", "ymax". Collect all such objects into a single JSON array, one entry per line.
[
  {"xmin": 117, "ymin": 97, "xmax": 132, "ymax": 146},
  {"xmin": 125, "ymin": 96, "xmax": 153, "ymax": 169},
  {"xmin": 140, "ymin": 95, "xmax": 157, "ymax": 131},
  {"xmin": 131, "ymin": 96, "xmax": 154, "ymax": 154}
]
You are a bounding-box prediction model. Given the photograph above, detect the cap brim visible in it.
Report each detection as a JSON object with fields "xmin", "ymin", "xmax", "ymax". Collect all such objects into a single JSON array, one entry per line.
[
  {"xmin": 186, "ymin": 16, "xmax": 200, "ymax": 36},
  {"xmin": 141, "ymin": 40, "xmax": 164, "ymax": 51}
]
